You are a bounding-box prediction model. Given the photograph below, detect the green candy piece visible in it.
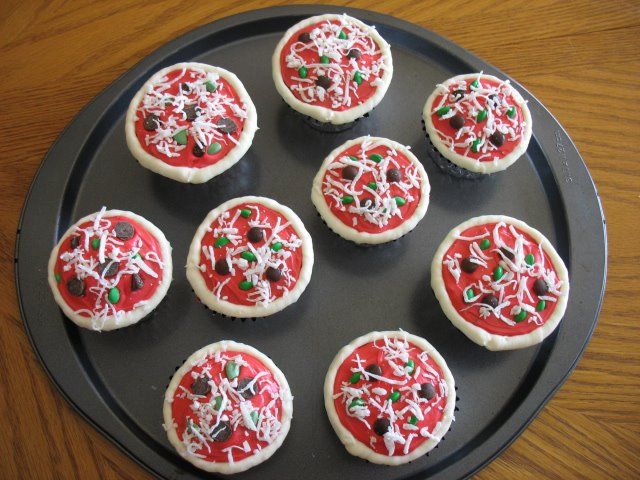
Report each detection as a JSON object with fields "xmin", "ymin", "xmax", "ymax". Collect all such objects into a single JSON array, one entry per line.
[
  {"xmin": 320, "ymin": 55, "xmax": 330, "ymax": 64},
  {"xmin": 204, "ymin": 81, "xmax": 217, "ymax": 92},
  {"xmin": 241, "ymin": 251, "xmax": 257, "ymax": 262},
  {"xmin": 338, "ymin": 30, "xmax": 347, "ymax": 39},
  {"xmin": 471, "ymin": 138, "xmax": 482, "ymax": 153},
  {"xmin": 536, "ymin": 300, "xmax": 546, "ymax": 311},
  {"xmin": 349, "ymin": 372, "xmax": 361, "ymax": 384},
  {"xmin": 271, "ymin": 242, "xmax": 283, "ymax": 252},
  {"xmin": 240, "ymin": 209, "xmax": 251, "ymax": 218},
  {"xmin": 187, "ymin": 420, "xmax": 199, "ymax": 433},
  {"xmin": 493, "ymin": 266, "xmax": 504, "ymax": 281},
  {"xmin": 250, "ymin": 411, "xmax": 259, "ymax": 427},
  {"xmin": 348, "ymin": 398, "xmax": 365, "ymax": 410},
  {"xmin": 514, "ymin": 309, "xmax": 527, "ymax": 322},
  {"xmin": 213, "ymin": 395, "xmax": 223, "ymax": 410},
  {"xmin": 394, "ymin": 197, "xmax": 407, "ymax": 207},
  {"xmin": 91, "ymin": 238, "xmax": 100, "ymax": 250},
  {"xmin": 480, "ymin": 239, "xmax": 491, "ymax": 250},
  {"xmin": 507, "ymin": 106, "xmax": 516, "ymax": 118},
  {"xmin": 173, "ymin": 129, "xmax": 188, "ymax": 145},
  {"xmin": 214, "ymin": 237, "xmax": 230, "ymax": 248},
  {"xmin": 133, "ymin": 253, "xmax": 141, "ymax": 259},
  {"xmin": 389, "ymin": 391, "xmax": 401, "ymax": 402},
  {"xmin": 405, "ymin": 359, "xmax": 415, "ymax": 374},
  {"xmin": 409, "ymin": 415, "xmax": 419, "ymax": 425},
  {"xmin": 466, "ymin": 288, "xmax": 475, "ymax": 300},
  {"xmin": 470, "ymin": 79, "xmax": 479, "ymax": 89},
  {"xmin": 368, "ymin": 182, "xmax": 377, "ymax": 190},
  {"xmin": 436, "ymin": 106, "xmax": 451, "ymax": 117},
  {"xmin": 349, "ymin": 155, "xmax": 359, "ymax": 161},
  {"xmin": 341, "ymin": 195, "xmax": 354, "ymax": 204},
  {"xmin": 107, "ymin": 287, "xmax": 120, "ymax": 304},
  {"xmin": 225, "ymin": 360, "xmax": 240, "ymax": 379},
  {"xmin": 369, "ymin": 153, "xmax": 383, "ymax": 162},
  {"xmin": 54, "ymin": 272, "xmax": 61, "ymax": 283},
  {"xmin": 298, "ymin": 66, "xmax": 308, "ymax": 79},
  {"xmin": 477, "ymin": 109, "xmax": 487, "ymax": 122},
  {"xmin": 525, "ymin": 253, "xmax": 535, "ymax": 266},
  {"xmin": 239, "ymin": 280, "xmax": 253, "ymax": 291},
  {"xmin": 207, "ymin": 142, "xmax": 222, "ymax": 154},
  {"xmin": 353, "ymin": 71, "xmax": 363, "ymax": 85}
]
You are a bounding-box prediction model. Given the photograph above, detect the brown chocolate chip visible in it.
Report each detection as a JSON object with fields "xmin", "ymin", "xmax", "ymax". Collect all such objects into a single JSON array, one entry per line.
[
  {"xmin": 316, "ymin": 75, "xmax": 332, "ymax": 89},
  {"xmin": 489, "ymin": 131, "xmax": 505, "ymax": 147},
  {"xmin": 215, "ymin": 258, "xmax": 230, "ymax": 275},
  {"xmin": 342, "ymin": 165, "xmax": 358, "ymax": 180},
  {"xmin": 192, "ymin": 143, "xmax": 205, "ymax": 157},
  {"xmin": 184, "ymin": 104, "xmax": 199, "ymax": 122},
  {"xmin": 361, "ymin": 197, "xmax": 375, "ymax": 209},
  {"xmin": 500, "ymin": 247, "xmax": 515, "ymax": 261},
  {"xmin": 114, "ymin": 221, "xmax": 135, "ymax": 240},
  {"xmin": 180, "ymin": 82, "xmax": 191, "ymax": 93},
  {"xmin": 98, "ymin": 261, "xmax": 120, "ymax": 278},
  {"xmin": 143, "ymin": 114, "xmax": 160, "ymax": 131},
  {"xmin": 449, "ymin": 114, "xmax": 465, "ymax": 130},
  {"xmin": 365, "ymin": 364, "xmax": 382, "ymax": 380},
  {"xmin": 452, "ymin": 89, "xmax": 466, "ymax": 102},
  {"xmin": 419, "ymin": 382, "xmax": 436, "ymax": 400},
  {"xmin": 347, "ymin": 48, "xmax": 361, "ymax": 59},
  {"xmin": 67, "ymin": 277, "xmax": 85, "ymax": 296},
  {"xmin": 266, "ymin": 267, "xmax": 282, "ymax": 282},
  {"xmin": 373, "ymin": 417, "xmax": 391, "ymax": 436},
  {"xmin": 131, "ymin": 273, "xmax": 144, "ymax": 291},
  {"xmin": 483, "ymin": 294, "xmax": 499, "ymax": 309},
  {"xmin": 212, "ymin": 420, "xmax": 233, "ymax": 442},
  {"xmin": 386, "ymin": 168, "xmax": 402, "ymax": 183},
  {"xmin": 237, "ymin": 377, "xmax": 256, "ymax": 399},
  {"xmin": 70, "ymin": 235, "xmax": 80, "ymax": 249},
  {"xmin": 216, "ymin": 117, "xmax": 237, "ymax": 134},
  {"xmin": 298, "ymin": 31, "xmax": 311, "ymax": 43},
  {"xmin": 533, "ymin": 278, "xmax": 549, "ymax": 296},
  {"xmin": 247, "ymin": 227, "xmax": 264, "ymax": 243},
  {"xmin": 461, "ymin": 257, "xmax": 478, "ymax": 273},
  {"xmin": 190, "ymin": 376, "xmax": 211, "ymax": 396}
]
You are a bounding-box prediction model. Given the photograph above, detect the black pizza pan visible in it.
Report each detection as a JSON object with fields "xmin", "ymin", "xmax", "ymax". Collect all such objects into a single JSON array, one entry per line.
[{"xmin": 14, "ymin": 5, "xmax": 607, "ymax": 480}]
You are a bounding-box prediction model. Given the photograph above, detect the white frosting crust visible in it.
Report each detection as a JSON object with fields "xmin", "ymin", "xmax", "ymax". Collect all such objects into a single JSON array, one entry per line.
[
  {"xmin": 431, "ymin": 215, "xmax": 570, "ymax": 350},
  {"xmin": 163, "ymin": 340, "xmax": 293, "ymax": 474},
  {"xmin": 272, "ymin": 14, "xmax": 393, "ymax": 125},
  {"xmin": 125, "ymin": 62, "xmax": 257, "ymax": 184},
  {"xmin": 423, "ymin": 73, "xmax": 532, "ymax": 174},
  {"xmin": 324, "ymin": 330, "xmax": 455, "ymax": 465},
  {"xmin": 47, "ymin": 209, "xmax": 173, "ymax": 331},
  {"xmin": 186, "ymin": 196, "xmax": 314, "ymax": 318},
  {"xmin": 311, "ymin": 136, "xmax": 430, "ymax": 244}
]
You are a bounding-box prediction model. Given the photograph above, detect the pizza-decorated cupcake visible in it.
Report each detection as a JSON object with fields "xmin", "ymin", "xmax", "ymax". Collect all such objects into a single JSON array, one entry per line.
[
  {"xmin": 125, "ymin": 62, "xmax": 257, "ymax": 183},
  {"xmin": 423, "ymin": 73, "xmax": 532, "ymax": 178},
  {"xmin": 324, "ymin": 330, "xmax": 455, "ymax": 465},
  {"xmin": 164, "ymin": 341, "xmax": 293, "ymax": 474},
  {"xmin": 47, "ymin": 208, "xmax": 172, "ymax": 331},
  {"xmin": 312, "ymin": 136, "xmax": 430, "ymax": 244},
  {"xmin": 272, "ymin": 14, "xmax": 393, "ymax": 131},
  {"xmin": 186, "ymin": 196, "xmax": 314, "ymax": 318},
  {"xmin": 431, "ymin": 215, "xmax": 569, "ymax": 350}
]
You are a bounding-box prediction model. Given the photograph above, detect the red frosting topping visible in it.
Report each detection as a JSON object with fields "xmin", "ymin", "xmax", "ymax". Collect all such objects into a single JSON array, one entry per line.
[
  {"xmin": 320, "ymin": 139, "xmax": 424, "ymax": 233},
  {"xmin": 279, "ymin": 16, "xmax": 387, "ymax": 111},
  {"xmin": 53, "ymin": 212, "xmax": 166, "ymax": 328},
  {"xmin": 134, "ymin": 66, "xmax": 247, "ymax": 168},
  {"xmin": 170, "ymin": 349, "xmax": 285, "ymax": 463},
  {"xmin": 198, "ymin": 203, "xmax": 304, "ymax": 307},
  {"xmin": 442, "ymin": 221, "xmax": 565, "ymax": 336},
  {"xmin": 429, "ymin": 75, "xmax": 527, "ymax": 161},
  {"xmin": 332, "ymin": 335, "xmax": 449, "ymax": 456}
]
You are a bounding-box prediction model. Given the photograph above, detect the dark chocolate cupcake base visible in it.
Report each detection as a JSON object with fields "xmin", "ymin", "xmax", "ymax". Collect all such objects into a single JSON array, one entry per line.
[{"xmin": 289, "ymin": 101, "xmax": 371, "ymax": 133}]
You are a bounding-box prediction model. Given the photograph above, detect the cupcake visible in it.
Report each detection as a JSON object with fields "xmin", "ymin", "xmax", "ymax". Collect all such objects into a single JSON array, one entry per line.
[
  {"xmin": 311, "ymin": 136, "xmax": 430, "ymax": 244},
  {"xmin": 164, "ymin": 340, "xmax": 293, "ymax": 474},
  {"xmin": 431, "ymin": 215, "xmax": 569, "ymax": 350},
  {"xmin": 186, "ymin": 196, "xmax": 314, "ymax": 318},
  {"xmin": 272, "ymin": 13, "xmax": 393, "ymax": 132},
  {"xmin": 47, "ymin": 207, "xmax": 173, "ymax": 331},
  {"xmin": 324, "ymin": 330, "xmax": 455, "ymax": 465},
  {"xmin": 423, "ymin": 73, "xmax": 532, "ymax": 178},
  {"xmin": 125, "ymin": 62, "xmax": 257, "ymax": 183}
]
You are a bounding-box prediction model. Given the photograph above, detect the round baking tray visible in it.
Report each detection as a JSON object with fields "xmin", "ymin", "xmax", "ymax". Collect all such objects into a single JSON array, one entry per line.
[{"xmin": 15, "ymin": 5, "xmax": 607, "ymax": 480}]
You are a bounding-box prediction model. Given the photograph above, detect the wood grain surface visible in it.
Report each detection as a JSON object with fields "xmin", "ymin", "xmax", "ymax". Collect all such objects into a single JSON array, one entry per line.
[{"xmin": 1, "ymin": 0, "xmax": 639, "ymax": 478}]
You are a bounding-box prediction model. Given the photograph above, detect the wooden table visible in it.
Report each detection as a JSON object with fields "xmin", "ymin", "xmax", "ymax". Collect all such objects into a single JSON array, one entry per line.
[{"xmin": 1, "ymin": 1, "xmax": 638, "ymax": 478}]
